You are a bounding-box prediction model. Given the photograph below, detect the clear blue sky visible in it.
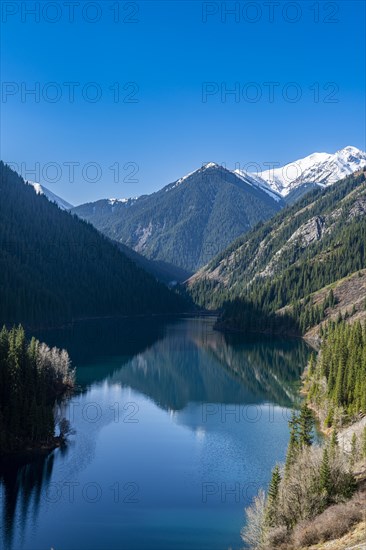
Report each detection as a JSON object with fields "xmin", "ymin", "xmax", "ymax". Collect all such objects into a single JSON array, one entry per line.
[{"xmin": 1, "ymin": 0, "xmax": 365, "ymax": 205}]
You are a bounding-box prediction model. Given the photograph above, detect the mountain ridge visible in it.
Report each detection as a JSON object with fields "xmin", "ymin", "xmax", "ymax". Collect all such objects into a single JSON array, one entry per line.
[
  {"xmin": 0, "ymin": 162, "xmax": 186, "ymax": 327},
  {"xmin": 22, "ymin": 146, "xmax": 366, "ymax": 280},
  {"xmin": 26, "ymin": 146, "xmax": 366, "ymax": 209},
  {"xmin": 257, "ymin": 145, "xmax": 366, "ymax": 196},
  {"xmin": 187, "ymin": 167, "xmax": 366, "ymax": 335},
  {"xmin": 27, "ymin": 180, "xmax": 74, "ymax": 210},
  {"xmin": 72, "ymin": 163, "xmax": 284, "ymax": 273}
]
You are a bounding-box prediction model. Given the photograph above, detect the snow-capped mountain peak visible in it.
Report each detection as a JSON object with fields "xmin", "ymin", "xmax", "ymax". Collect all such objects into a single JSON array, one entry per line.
[
  {"xmin": 202, "ymin": 162, "xmax": 219, "ymax": 169},
  {"xmin": 338, "ymin": 145, "xmax": 361, "ymax": 154},
  {"xmin": 258, "ymin": 146, "xmax": 366, "ymax": 196},
  {"xmin": 27, "ymin": 181, "xmax": 73, "ymax": 210},
  {"xmin": 336, "ymin": 145, "xmax": 365, "ymax": 163},
  {"xmin": 168, "ymin": 162, "xmax": 221, "ymax": 190}
]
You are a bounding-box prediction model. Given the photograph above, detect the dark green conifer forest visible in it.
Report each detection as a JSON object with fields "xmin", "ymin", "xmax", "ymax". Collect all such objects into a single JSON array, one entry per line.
[
  {"xmin": 307, "ymin": 320, "xmax": 366, "ymax": 422},
  {"xmin": 0, "ymin": 162, "xmax": 185, "ymax": 327},
  {"xmin": 188, "ymin": 170, "xmax": 366, "ymax": 335},
  {"xmin": 0, "ymin": 325, "xmax": 74, "ymax": 454}
]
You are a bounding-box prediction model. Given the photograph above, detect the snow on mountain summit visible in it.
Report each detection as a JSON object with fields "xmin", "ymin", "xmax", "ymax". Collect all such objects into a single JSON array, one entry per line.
[
  {"xmin": 168, "ymin": 162, "xmax": 221, "ymax": 190},
  {"xmin": 258, "ymin": 146, "xmax": 366, "ymax": 196},
  {"xmin": 27, "ymin": 181, "xmax": 73, "ymax": 210},
  {"xmin": 233, "ymin": 168, "xmax": 283, "ymax": 202}
]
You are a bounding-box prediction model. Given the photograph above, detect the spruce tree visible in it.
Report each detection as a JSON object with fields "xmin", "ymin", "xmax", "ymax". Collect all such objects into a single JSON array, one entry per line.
[
  {"xmin": 329, "ymin": 428, "xmax": 338, "ymax": 458},
  {"xmin": 264, "ymin": 465, "xmax": 281, "ymax": 527},
  {"xmin": 299, "ymin": 403, "xmax": 314, "ymax": 447},
  {"xmin": 285, "ymin": 412, "xmax": 299, "ymax": 475}
]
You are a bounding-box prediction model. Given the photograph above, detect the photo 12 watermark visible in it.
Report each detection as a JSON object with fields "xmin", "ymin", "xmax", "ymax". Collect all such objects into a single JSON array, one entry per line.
[
  {"xmin": 201, "ymin": 81, "xmax": 340, "ymax": 104},
  {"xmin": 201, "ymin": 403, "xmax": 295, "ymax": 424},
  {"xmin": 5, "ymin": 160, "xmax": 139, "ymax": 184},
  {"xmin": 1, "ymin": 81, "xmax": 140, "ymax": 104},
  {"xmin": 202, "ymin": 481, "xmax": 262, "ymax": 503},
  {"xmin": 201, "ymin": 2, "xmax": 340, "ymax": 24},
  {"xmin": 43, "ymin": 480, "xmax": 140, "ymax": 504},
  {"xmin": 1, "ymin": 1, "xmax": 140, "ymax": 24}
]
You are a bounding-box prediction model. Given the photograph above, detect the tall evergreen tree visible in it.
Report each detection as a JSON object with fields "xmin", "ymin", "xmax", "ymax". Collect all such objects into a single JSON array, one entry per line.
[
  {"xmin": 329, "ymin": 428, "xmax": 338, "ymax": 459},
  {"xmin": 298, "ymin": 403, "xmax": 314, "ymax": 447},
  {"xmin": 264, "ymin": 465, "xmax": 281, "ymax": 527},
  {"xmin": 285, "ymin": 412, "xmax": 300, "ymax": 475}
]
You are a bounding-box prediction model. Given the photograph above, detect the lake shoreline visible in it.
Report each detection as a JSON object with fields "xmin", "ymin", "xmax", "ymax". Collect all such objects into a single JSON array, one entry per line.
[
  {"xmin": 0, "ymin": 316, "xmax": 309, "ymax": 550},
  {"xmin": 0, "ymin": 436, "xmax": 64, "ymax": 467},
  {"xmin": 15, "ymin": 310, "xmax": 212, "ymax": 332}
]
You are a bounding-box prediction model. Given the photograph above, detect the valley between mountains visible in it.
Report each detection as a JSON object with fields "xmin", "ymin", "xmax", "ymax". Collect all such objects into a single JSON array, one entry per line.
[
  {"xmin": 1, "ymin": 145, "xmax": 366, "ymax": 550},
  {"xmin": 4, "ymin": 145, "xmax": 366, "ymax": 338}
]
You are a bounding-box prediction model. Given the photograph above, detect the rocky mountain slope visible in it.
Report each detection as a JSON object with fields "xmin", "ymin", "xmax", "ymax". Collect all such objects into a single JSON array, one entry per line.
[
  {"xmin": 187, "ymin": 168, "xmax": 366, "ymax": 334},
  {"xmin": 298, "ymin": 269, "xmax": 366, "ymax": 342}
]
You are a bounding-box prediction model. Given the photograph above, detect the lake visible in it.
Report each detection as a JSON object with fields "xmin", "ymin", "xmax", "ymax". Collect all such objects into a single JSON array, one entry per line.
[{"xmin": 0, "ymin": 316, "xmax": 310, "ymax": 550}]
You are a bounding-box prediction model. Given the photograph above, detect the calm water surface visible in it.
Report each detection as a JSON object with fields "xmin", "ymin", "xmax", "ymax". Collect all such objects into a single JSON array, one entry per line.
[{"xmin": 0, "ymin": 317, "xmax": 310, "ymax": 550}]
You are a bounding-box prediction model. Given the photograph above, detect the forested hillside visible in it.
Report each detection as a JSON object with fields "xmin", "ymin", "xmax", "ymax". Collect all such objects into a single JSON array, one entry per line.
[
  {"xmin": 187, "ymin": 169, "xmax": 366, "ymax": 334},
  {"xmin": 242, "ymin": 321, "xmax": 366, "ymax": 550},
  {"xmin": 306, "ymin": 320, "xmax": 366, "ymax": 425},
  {"xmin": 0, "ymin": 163, "xmax": 185, "ymax": 326},
  {"xmin": 0, "ymin": 325, "xmax": 74, "ymax": 454}
]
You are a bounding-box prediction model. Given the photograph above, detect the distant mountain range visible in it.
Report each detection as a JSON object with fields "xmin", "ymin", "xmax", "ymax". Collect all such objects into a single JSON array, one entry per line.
[
  {"xmin": 72, "ymin": 163, "xmax": 284, "ymax": 273},
  {"xmin": 21, "ymin": 145, "xmax": 366, "ymax": 277},
  {"xmin": 255, "ymin": 145, "xmax": 366, "ymax": 197}
]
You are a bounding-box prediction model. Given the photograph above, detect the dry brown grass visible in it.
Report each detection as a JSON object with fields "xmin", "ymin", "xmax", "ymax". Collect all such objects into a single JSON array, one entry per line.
[
  {"xmin": 260, "ymin": 481, "xmax": 366, "ymax": 550},
  {"xmin": 304, "ymin": 521, "xmax": 366, "ymax": 550},
  {"xmin": 293, "ymin": 496, "xmax": 365, "ymax": 547}
]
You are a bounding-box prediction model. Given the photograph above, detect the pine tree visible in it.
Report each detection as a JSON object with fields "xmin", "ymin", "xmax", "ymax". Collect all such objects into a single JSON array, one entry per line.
[
  {"xmin": 299, "ymin": 403, "xmax": 314, "ymax": 447},
  {"xmin": 264, "ymin": 465, "xmax": 281, "ymax": 527},
  {"xmin": 285, "ymin": 412, "xmax": 299, "ymax": 475},
  {"xmin": 329, "ymin": 428, "xmax": 338, "ymax": 458},
  {"xmin": 324, "ymin": 409, "xmax": 333, "ymax": 428},
  {"xmin": 334, "ymin": 353, "xmax": 346, "ymax": 406},
  {"xmin": 307, "ymin": 353, "xmax": 315, "ymax": 377}
]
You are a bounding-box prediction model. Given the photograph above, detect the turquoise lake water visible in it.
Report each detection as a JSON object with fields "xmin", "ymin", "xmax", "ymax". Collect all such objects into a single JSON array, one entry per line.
[{"xmin": 0, "ymin": 316, "xmax": 310, "ymax": 550}]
